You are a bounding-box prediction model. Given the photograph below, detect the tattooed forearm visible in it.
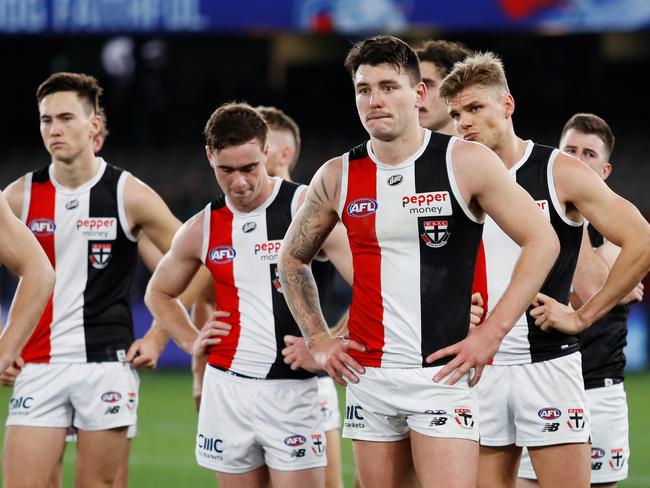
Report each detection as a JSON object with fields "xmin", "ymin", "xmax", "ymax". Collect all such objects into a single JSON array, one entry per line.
[
  {"xmin": 279, "ymin": 259, "xmax": 330, "ymax": 347},
  {"xmin": 288, "ymin": 197, "xmax": 334, "ymax": 263}
]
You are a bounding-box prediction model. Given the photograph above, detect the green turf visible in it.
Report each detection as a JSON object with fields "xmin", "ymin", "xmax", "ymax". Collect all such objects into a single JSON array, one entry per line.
[{"xmin": 0, "ymin": 370, "xmax": 647, "ymax": 486}]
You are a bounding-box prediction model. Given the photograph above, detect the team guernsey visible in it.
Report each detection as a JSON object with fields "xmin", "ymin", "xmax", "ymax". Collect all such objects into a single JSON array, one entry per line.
[
  {"xmin": 338, "ymin": 129, "xmax": 483, "ymax": 369},
  {"xmin": 581, "ymin": 224, "xmax": 629, "ymax": 388},
  {"xmin": 201, "ymin": 177, "xmax": 313, "ymax": 380},
  {"xmin": 20, "ymin": 159, "xmax": 138, "ymax": 364},
  {"xmin": 475, "ymin": 141, "xmax": 583, "ymax": 364}
]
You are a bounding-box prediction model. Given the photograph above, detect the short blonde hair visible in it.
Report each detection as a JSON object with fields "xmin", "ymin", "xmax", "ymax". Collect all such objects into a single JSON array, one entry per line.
[{"xmin": 439, "ymin": 52, "xmax": 509, "ymax": 103}]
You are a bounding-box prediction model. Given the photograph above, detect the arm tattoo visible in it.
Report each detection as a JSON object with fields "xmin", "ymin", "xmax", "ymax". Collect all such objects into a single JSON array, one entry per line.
[{"xmin": 279, "ymin": 174, "xmax": 337, "ymax": 345}]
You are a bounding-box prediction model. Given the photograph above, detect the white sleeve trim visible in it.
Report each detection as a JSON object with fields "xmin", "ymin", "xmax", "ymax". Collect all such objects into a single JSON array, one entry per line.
[
  {"xmin": 337, "ymin": 153, "xmax": 350, "ymax": 218},
  {"xmin": 117, "ymin": 172, "xmax": 138, "ymax": 242},
  {"xmin": 200, "ymin": 203, "xmax": 211, "ymax": 265},
  {"xmin": 547, "ymin": 149, "xmax": 583, "ymax": 227},
  {"xmin": 20, "ymin": 173, "xmax": 32, "ymax": 223},
  {"xmin": 291, "ymin": 185, "xmax": 308, "ymax": 219},
  {"xmin": 446, "ymin": 137, "xmax": 483, "ymax": 224}
]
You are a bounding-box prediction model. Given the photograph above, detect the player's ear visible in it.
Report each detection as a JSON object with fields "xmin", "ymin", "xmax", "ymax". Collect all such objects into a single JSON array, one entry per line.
[
  {"xmin": 415, "ymin": 80, "xmax": 426, "ymax": 108},
  {"xmin": 504, "ymin": 93, "xmax": 515, "ymax": 119},
  {"xmin": 602, "ymin": 162, "xmax": 612, "ymax": 180},
  {"xmin": 205, "ymin": 146, "xmax": 214, "ymax": 166}
]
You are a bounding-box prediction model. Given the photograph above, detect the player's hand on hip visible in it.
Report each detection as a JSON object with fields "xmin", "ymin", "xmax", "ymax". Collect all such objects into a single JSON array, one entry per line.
[
  {"xmin": 530, "ymin": 292, "xmax": 585, "ymax": 334},
  {"xmin": 311, "ymin": 336, "xmax": 366, "ymax": 386},
  {"xmin": 0, "ymin": 356, "xmax": 24, "ymax": 386},
  {"xmin": 282, "ymin": 335, "xmax": 321, "ymax": 373},
  {"xmin": 620, "ymin": 282, "xmax": 644, "ymax": 305},
  {"xmin": 426, "ymin": 325, "xmax": 500, "ymax": 387},
  {"xmin": 469, "ymin": 292, "xmax": 485, "ymax": 327},
  {"xmin": 192, "ymin": 311, "xmax": 232, "ymax": 359}
]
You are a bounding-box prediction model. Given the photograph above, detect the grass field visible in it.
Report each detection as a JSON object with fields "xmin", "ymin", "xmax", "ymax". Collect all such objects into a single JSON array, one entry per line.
[{"xmin": 0, "ymin": 370, "xmax": 648, "ymax": 487}]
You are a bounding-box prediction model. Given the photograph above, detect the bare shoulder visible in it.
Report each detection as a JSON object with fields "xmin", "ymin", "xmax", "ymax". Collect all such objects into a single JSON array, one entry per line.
[
  {"xmin": 3, "ymin": 175, "xmax": 26, "ymax": 218},
  {"xmin": 552, "ymin": 151, "xmax": 608, "ymax": 201},
  {"xmin": 305, "ymin": 156, "xmax": 344, "ymax": 209},
  {"xmin": 171, "ymin": 210, "xmax": 206, "ymax": 261},
  {"xmin": 123, "ymin": 173, "xmax": 159, "ymax": 204},
  {"xmin": 450, "ymin": 139, "xmax": 506, "ymax": 193}
]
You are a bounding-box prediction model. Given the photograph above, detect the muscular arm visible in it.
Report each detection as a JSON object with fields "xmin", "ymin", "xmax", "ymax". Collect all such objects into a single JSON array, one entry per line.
[
  {"xmin": 571, "ymin": 226, "xmax": 610, "ymax": 306},
  {"xmin": 428, "ymin": 141, "xmax": 560, "ymax": 384},
  {"xmin": 556, "ymin": 154, "xmax": 650, "ymax": 327},
  {"xmin": 0, "ymin": 190, "xmax": 55, "ymax": 371},
  {"xmin": 279, "ymin": 160, "xmax": 341, "ymax": 349},
  {"xmin": 144, "ymin": 213, "xmax": 204, "ymax": 354}
]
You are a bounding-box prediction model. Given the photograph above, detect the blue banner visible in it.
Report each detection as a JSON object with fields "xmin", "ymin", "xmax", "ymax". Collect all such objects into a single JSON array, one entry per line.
[{"xmin": 1, "ymin": 0, "xmax": 649, "ymax": 34}]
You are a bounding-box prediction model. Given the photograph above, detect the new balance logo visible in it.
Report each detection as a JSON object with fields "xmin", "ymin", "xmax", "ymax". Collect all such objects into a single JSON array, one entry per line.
[{"xmin": 542, "ymin": 422, "xmax": 560, "ymax": 432}]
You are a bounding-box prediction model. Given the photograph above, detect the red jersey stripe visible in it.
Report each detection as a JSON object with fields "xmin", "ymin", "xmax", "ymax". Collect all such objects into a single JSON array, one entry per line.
[
  {"xmin": 472, "ymin": 240, "xmax": 492, "ymax": 364},
  {"xmin": 343, "ymin": 156, "xmax": 384, "ymax": 367},
  {"xmin": 205, "ymin": 207, "xmax": 241, "ymax": 370},
  {"xmin": 22, "ymin": 180, "xmax": 56, "ymax": 363}
]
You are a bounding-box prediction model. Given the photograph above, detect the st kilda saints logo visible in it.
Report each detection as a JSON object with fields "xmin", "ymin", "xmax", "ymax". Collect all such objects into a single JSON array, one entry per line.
[
  {"xmin": 421, "ymin": 220, "xmax": 450, "ymax": 248},
  {"xmin": 89, "ymin": 243, "xmax": 112, "ymax": 269}
]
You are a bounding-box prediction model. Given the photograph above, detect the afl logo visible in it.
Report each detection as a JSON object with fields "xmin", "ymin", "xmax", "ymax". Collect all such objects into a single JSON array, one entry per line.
[
  {"xmin": 538, "ymin": 407, "xmax": 561, "ymax": 420},
  {"xmin": 284, "ymin": 435, "xmax": 306, "ymax": 447},
  {"xmin": 242, "ymin": 221, "xmax": 256, "ymax": 233},
  {"xmin": 387, "ymin": 174, "xmax": 403, "ymax": 186},
  {"xmin": 346, "ymin": 198, "xmax": 378, "ymax": 218},
  {"xmin": 592, "ymin": 447, "xmax": 606, "ymax": 459},
  {"xmin": 101, "ymin": 391, "xmax": 122, "ymax": 403},
  {"xmin": 209, "ymin": 246, "xmax": 236, "ymax": 264},
  {"xmin": 28, "ymin": 219, "xmax": 56, "ymax": 236}
]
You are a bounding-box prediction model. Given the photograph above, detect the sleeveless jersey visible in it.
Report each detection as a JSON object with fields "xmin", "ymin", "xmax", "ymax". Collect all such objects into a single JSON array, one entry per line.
[
  {"xmin": 474, "ymin": 141, "xmax": 583, "ymax": 364},
  {"xmin": 21, "ymin": 159, "xmax": 138, "ymax": 363},
  {"xmin": 338, "ymin": 130, "xmax": 484, "ymax": 368},
  {"xmin": 201, "ymin": 177, "xmax": 315, "ymax": 380},
  {"xmin": 580, "ymin": 224, "xmax": 628, "ymax": 388}
]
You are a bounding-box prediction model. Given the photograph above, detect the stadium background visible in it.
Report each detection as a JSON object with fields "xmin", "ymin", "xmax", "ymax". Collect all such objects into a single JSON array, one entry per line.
[{"xmin": 0, "ymin": 1, "xmax": 648, "ymax": 486}]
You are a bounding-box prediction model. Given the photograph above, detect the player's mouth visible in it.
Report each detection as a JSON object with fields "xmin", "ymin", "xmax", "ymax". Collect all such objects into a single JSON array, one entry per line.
[
  {"xmin": 367, "ymin": 113, "xmax": 391, "ymax": 122},
  {"xmin": 463, "ymin": 132, "xmax": 480, "ymax": 141}
]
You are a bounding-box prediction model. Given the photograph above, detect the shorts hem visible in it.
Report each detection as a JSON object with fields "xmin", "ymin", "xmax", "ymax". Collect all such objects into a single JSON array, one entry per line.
[
  {"xmin": 323, "ymin": 424, "xmax": 340, "ymax": 433},
  {"xmin": 517, "ymin": 470, "xmax": 536, "ymax": 480},
  {"xmin": 196, "ymin": 458, "xmax": 266, "ymax": 474},
  {"xmin": 343, "ymin": 432, "xmax": 410, "ymax": 442},
  {"xmin": 5, "ymin": 420, "xmax": 70, "ymax": 429},
  {"xmin": 479, "ymin": 438, "xmax": 516, "ymax": 447},
  {"xmin": 265, "ymin": 460, "xmax": 327, "ymax": 471},
  {"xmin": 74, "ymin": 420, "xmax": 136, "ymax": 431},
  {"xmin": 516, "ymin": 436, "xmax": 590, "ymax": 447},
  {"xmin": 410, "ymin": 426, "xmax": 479, "ymax": 442},
  {"xmin": 590, "ymin": 474, "xmax": 628, "ymax": 483}
]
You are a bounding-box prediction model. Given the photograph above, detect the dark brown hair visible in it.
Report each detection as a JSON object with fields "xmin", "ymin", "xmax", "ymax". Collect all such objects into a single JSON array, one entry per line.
[
  {"xmin": 414, "ymin": 40, "xmax": 474, "ymax": 77},
  {"xmin": 256, "ymin": 106, "xmax": 301, "ymax": 170},
  {"xmin": 36, "ymin": 72, "xmax": 102, "ymax": 115},
  {"xmin": 561, "ymin": 113, "xmax": 615, "ymax": 159},
  {"xmin": 204, "ymin": 102, "xmax": 268, "ymax": 151},
  {"xmin": 344, "ymin": 35, "xmax": 421, "ymax": 86}
]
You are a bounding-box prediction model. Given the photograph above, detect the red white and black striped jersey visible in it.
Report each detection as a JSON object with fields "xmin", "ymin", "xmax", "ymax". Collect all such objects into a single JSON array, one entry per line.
[
  {"xmin": 474, "ymin": 141, "xmax": 583, "ymax": 364},
  {"xmin": 20, "ymin": 159, "xmax": 138, "ymax": 363},
  {"xmin": 338, "ymin": 130, "xmax": 484, "ymax": 368},
  {"xmin": 201, "ymin": 177, "xmax": 315, "ymax": 380}
]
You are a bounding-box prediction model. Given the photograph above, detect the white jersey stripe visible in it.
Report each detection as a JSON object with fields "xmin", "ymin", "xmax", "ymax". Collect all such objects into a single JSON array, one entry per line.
[
  {"xmin": 446, "ymin": 138, "xmax": 483, "ymax": 224},
  {"xmin": 116, "ymin": 171, "xmax": 137, "ymax": 242},
  {"xmin": 50, "ymin": 190, "xmax": 89, "ymax": 362},
  {"xmin": 547, "ymin": 150, "xmax": 582, "ymax": 227}
]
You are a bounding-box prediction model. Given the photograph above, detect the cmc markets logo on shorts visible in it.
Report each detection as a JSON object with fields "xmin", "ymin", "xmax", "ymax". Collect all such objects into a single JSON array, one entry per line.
[
  {"xmin": 254, "ymin": 240, "xmax": 282, "ymax": 262},
  {"xmin": 538, "ymin": 407, "xmax": 561, "ymax": 420},
  {"xmin": 284, "ymin": 434, "xmax": 306, "ymax": 447},
  {"xmin": 346, "ymin": 198, "xmax": 378, "ymax": 218},
  {"xmin": 28, "ymin": 218, "xmax": 56, "ymax": 236},
  {"xmin": 401, "ymin": 191, "xmax": 452, "ymax": 216},
  {"xmin": 209, "ymin": 246, "xmax": 236, "ymax": 264},
  {"xmin": 9, "ymin": 396, "xmax": 34, "ymax": 415},
  {"xmin": 197, "ymin": 434, "xmax": 224, "ymax": 461},
  {"xmin": 101, "ymin": 391, "xmax": 122, "ymax": 403}
]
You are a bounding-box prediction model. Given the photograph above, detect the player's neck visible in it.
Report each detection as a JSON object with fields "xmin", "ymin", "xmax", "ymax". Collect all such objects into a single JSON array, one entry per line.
[
  {"xmin": 51, "ymin": 150, "xmax": 102, "ymax": 189},
  {"xmin": 370, "ymin": 125, "xmax": 425, "ymax": 166},
  {"xmin": 494, "ymin": 130, "xmax": 527, "ymax": 170},
  {"xmin": 433, "ymin": 120, "xmax": 456, "ymax": 137}
]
